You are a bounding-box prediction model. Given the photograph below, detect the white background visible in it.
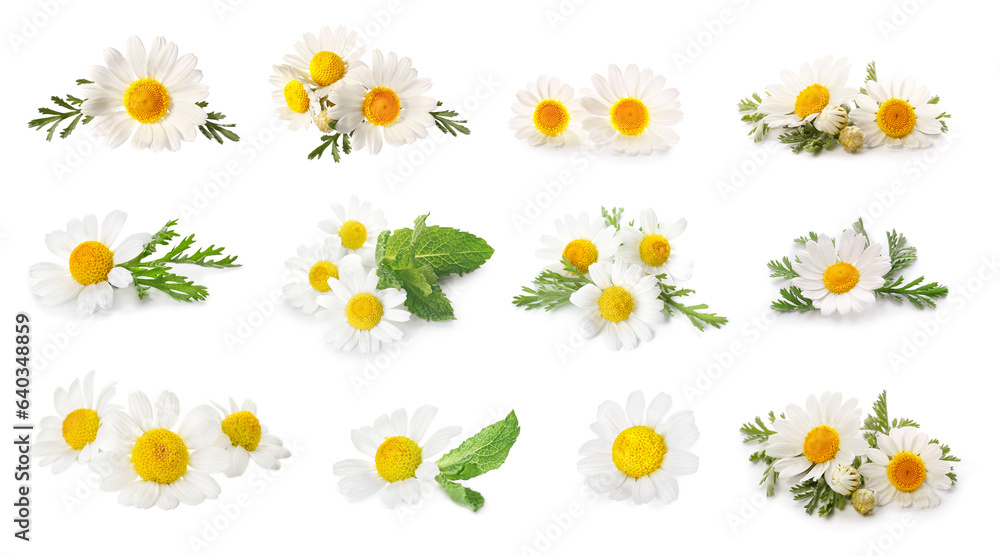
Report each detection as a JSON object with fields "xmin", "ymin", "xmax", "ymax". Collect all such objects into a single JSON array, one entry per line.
[{"xmin": 2, "ymin": 0, "xmax": 997, "ymax": 554}]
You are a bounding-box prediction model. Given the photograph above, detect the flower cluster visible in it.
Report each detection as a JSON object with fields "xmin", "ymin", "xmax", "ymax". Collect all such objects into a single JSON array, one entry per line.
[
  {"xmin": 29, "ymin": 211, "xmax": 239, "ymax": 314},
  {"xmin": 270, "ymin": 26, "xmax": 470, "ymax": 162},
  {"xmin": 513, "ymin": 207, "xmax": 726, "ymax": 350},
  {"xmin": 334, "ymin": 408, "xmax": 519, "ymax": 511},
  {"xmin": 768, "ymin": 218, "xmax": 948, "ymax": 315},
  {"xmin": 29, "ymin": 36, "xmax": 239, "ymax": 150},
  {"xmin": 284, "ymin": 197, "xmax": 494, "ymax": 353},
  {"xmin": 37, "ymin": 372, "xmax": 290, "ymax": 510},
  {"xmin": 510, "ymin": 65, "xmax": 683, "ymax": 155},
  {"xmin": 579, "ymin": 391, "xmax": 699, "ymax": 505},
  {"xmin": 739, "ymin": 57, "xmax": 950, "ymax": 154},
  {"xmin": 741, "ymin": 391, "xmax": 959, "ymax": 516}
]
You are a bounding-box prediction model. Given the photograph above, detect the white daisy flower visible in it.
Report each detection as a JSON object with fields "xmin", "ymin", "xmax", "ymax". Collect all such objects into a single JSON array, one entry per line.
[
  {"xmin": 269, "ymin": 65, "xmax": 320, "ymax": 130},
  {"xmin": 35, "ymin": 371, "xmax": 118, "ymax": 473},
  {"xmin": 579, "ymin": 391, "xmax": 699, "ymax": 505},
  {"xmin": 283, "ymin": 244, "xmax": 364, "ymax": 315},
  {"xmin": 791, "ymin": 230, "xmax": 892, "ymax": 316},
  {"xmin": 615, "ymin": 208, "xmax": 693, "ymax": 284},
  {"xmin": 283, "ymin": 25, "xmax": 366, "ymax": 98},
  {"xmin": 90, "ymin": 391, "xmax": 229, "ymax": 510},
  {"xmin": 509, "ymin": 76, "xmax": 586, "ymax": 148},
  {"xmin": 859, "ymin": 427, "xmax": 953, "ymax": 508},
  {"xmin": 333, "ymin": 405, "xmax": 461, "ymax": 508},
  {"xmin": 580, "ymin": 64, "xmax": 682, "ymax": 156},
  {"xmin": 757, "ymin": 56, "xmax": 854, "ymax": 129},
  {"xmin": 212, "ymin": 399, "xmax": 291, "ymax": 478},
  {"xmin": 569, "ymin": 258, "xmax": 664, "ymax": 350},
  {"xmin": 328, "ymin": 50, "xmax": 437, "ymax": 154},
  {"xmin": 317, "ymin": 197, "xmax": 388, "ymax": 260},
  {"xmin": 852, "ymin": 73, "xmax": 944, "ymax": 148},
  {"xmin": 29, "ymin": 211, "xmax": 151, "ymax": 314},
  {"xmin": 764, "ymin": 392, "xmax": 868, "ymax": 484},
  {"xmin": 316, "ymin": 266, "xmax": 409, "ymax": 354},
  {"xmin": 536, "ymin": 212, "xmax": 619, "ymax": 275},
  {"xmin": 80, "ymin": 36, "xmax": 208, "ymax": 151}
]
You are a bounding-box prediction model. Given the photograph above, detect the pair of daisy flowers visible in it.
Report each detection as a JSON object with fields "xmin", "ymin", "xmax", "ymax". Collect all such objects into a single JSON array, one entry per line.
[
  {"xmin": 334, "ymin": 392, "xmax": 696, "ymax": 510},
  {"xmin": 270, "ymin": 26, "xmax": 468, "ymax": 160},
  {"xmin": 37, "ymin": 372, "xmax": 290, "ymax": 510},
  {"xmin": 742, "ymin": 56, "xmax": 949, "ymax": 153},
  {"xmin": 511, "ymin": 65, "xmax": 683, "ymax": 155},
  {"xmin": 745, "ymin": 392, "xmax": 957, "ymax": 515},
  {"xmin": 284, "ymin": 197, "xmax": 409, "ymax": 354},
  {"xmin": 30, "ymin": 36, "xmax": 239, "ymax": 150}
]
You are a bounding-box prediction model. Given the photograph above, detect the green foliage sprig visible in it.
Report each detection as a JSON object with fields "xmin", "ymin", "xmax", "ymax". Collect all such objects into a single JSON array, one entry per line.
[
  {"xmin": 118, "ymin": 220, "xmax": 240, "ymax": 302},
  {"xmin": 434, "ymin": 411, "xmax": 519, "ymax": 511}
]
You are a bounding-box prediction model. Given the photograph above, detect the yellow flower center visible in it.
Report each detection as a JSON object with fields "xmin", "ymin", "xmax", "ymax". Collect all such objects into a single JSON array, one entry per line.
[
  {"xmin": 823, "ymin": 262, "xmax": 860, "ymax": 294},
  {"xmin": 123, "ymin": 78, "xmax": 170, "ymax": 124},
  {"xmin": 68, "ymin": 241, "xmax": 114, "ymax": 286},
  {"xmin": 338, "ymin": 220, "xmax": 368, "ymax": 250},
  {"xmin": 308, "ymin": 260, "xmax": 339, "ymax": 292},
  {"xmin": 346, "ymin": 293, "xmax": 383, "ymax": 330},
  {"xmin": 374, "ymin": 436, "xmax": 422, "ymax": 483},
  {"xmin": 609, "ymin": 97, "xmax": 649, "ymax": 136},
  {"xmin": 221, "ymin": 411, "xmax": 262, "ymax": 452},
  {"xmin": 284, "ymin": 80, "xmax": 310, "ymax": 114},
  {"xmin": 794, "ymin": 84, "xmax": 830, "ymax": 119},
  {"xmin": 309, "ymin": 50, "xmax": 346, "ymax": 87},
  {"xmin": 886, "ymin": 451, "xmax": 927, "ymax": 492},
  {"xmin": 532, "ymin": 99, "xmax": 570, "ymax": 136},
  {"xmin": 876, "ymin": 98, "xmax": 917, "ymax": 139},
  {"xmin": 612, "ymin": 426, "xmax": 666, "ymax": 479},
  {"xmin": 362, "ymin": 86, "xmax": 402, "ymax": 126},
  {"xmin": 639, "ymin": 234, "xmax": 671, "ymax": 267},
  {"xmin": 597, "ymin": 285, "xmax": 634, "ymax": 322},
  {"xmin": 802, "ymin": 425, "xmax": 840, "ymax": 464},
  {"xmin": 562, "ymin": 239, "xmax": 599, "ymax": 273},
  {"xmin": 61, "ymin": 408, "xmax": 99, "ymax": 450},
  {"xmin": 131, "ymin": 429, "xmax": 189, "ymax": 484}
]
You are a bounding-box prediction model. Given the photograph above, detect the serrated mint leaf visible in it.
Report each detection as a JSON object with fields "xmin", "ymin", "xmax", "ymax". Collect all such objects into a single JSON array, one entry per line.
[
  {"xmin": 394, "ymin": 266, "xmax": 437, "ymax": 297},
  {"xmin": 381, "ymin": 228, "xmax": 414, "ymax": 262},
  {"xmin": 374, "ymin": 230, "xmax": 391, "ymax": 262},
  {"xmin": 412, "ymin": 213, "xmax": 429, "ymax": 242},
  {"xmin": 435, "ymin": 475, "xmax": 485, "ymax": 512},
  {"xmin": 376, "ymin": 260, "xmax": 402, "ymax": 290},
  {"xmin": 411, "ymin": 226, "xmax": 494, "ymax": 277},
  {"xmin": 403, "ymin": 283, "xmax": 455, "ymax": 321},
  {"xmin": 436, "ymin": 411, "xmax": 519, "ymax": 480}
]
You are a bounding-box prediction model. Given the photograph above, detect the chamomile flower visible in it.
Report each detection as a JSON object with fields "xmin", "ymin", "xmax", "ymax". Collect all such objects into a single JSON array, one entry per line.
[
  {"xmin": 213, "ymin": 399, "xmax": 291, "ymax": 477},
  {"xmin": 580, "ymin": 64, "xmax": 682, "ymax": 155},
  {"xmin": 316, "ymin": 266, "xmax": 409, "ymax": 354},
  {"xmin": 29, "ymin": 211, "xmax": 151, "ymax": 314},
  {"xmin": 536, "ymin": 213, "xmax": 619, "ymax": 275},
  {"xmin": 283, "ymin": 244, "xmax": 364, "ymax": 315},
  {"xmin": 764, "ymin": 392, "xmax": 868, "ymax": 483},
  {"xmin": 757, "ymin": 56, "xmax": 854, "ymax": 128},
  {"xmin": 328, "ymin": 50, "xmax": 437, "ymax": 154},
  {"xmin": 615, "ymin": 208, "xmax": 693, "ymax": 284},
  {"xmin": 35, "ymin": 371, "xmax": 117, "ymax": 473},
  {"xmin": 510, "ymin": 76, "xmax": 585, "ymax": 148},
  {"xmin": 569, "ymin": 258, "xmax": 664, "ymax": 350},
  {"xmin": 317, "ymin": 197, "xmax": 387, "ymax": 260},
  {"xmin": 791, "ymin": 230, "xmax": 891, "ymax": 316},
  {"xmin": 333, "ymin": 405, "xmax": 461, "ymax": 508},
  {"xmin": 91, "ymin": 391, "xmax": 229, "ymax": 510},
  {"xmin": 852, "ymin": 73, "xmax": 944, "ymax": 148},
  {"xmin": 579, "ymin": 391, "xmax": 699, "ymax": 505},
  {"xmin": 80, "ymin": 36, "xmax": 208, "ymax": 151},
  {"xmin": 859, "ymin": 427, "xmax": 953, "ymax": 508},
  {"xmin": 283, "ymin": 26, "xmax": 366, "ymax": 98},
  {"xmin": 270, "ymin": 65, "xmax": 320, "ymax": 130}
]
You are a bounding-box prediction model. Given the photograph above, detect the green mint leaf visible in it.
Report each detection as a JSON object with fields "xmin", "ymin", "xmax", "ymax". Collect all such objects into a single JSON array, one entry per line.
[
  {"xmin": 394, "ymin": 266, "xmax": 437, "ymax": 297},
  {"xmin": 435, "ymin": 475, "xmax": 485, "ymax": 512},
  {"xmin": 403, "ymin": 283, "xmax": 455, "ymax": 321},
  {"xmin": 410, "ymin": 226, "xmax": 494, "ymax": 277},
  {"xmin": 436, "ymin": 411, "xmax": 520, "ymax": 481}
]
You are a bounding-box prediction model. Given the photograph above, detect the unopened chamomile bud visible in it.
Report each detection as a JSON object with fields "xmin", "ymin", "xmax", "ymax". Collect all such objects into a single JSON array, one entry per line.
[
  {"xmin": 839, "ymin": 126, "xmax": 864, "ymax": 153},
  {"xmin": 829, "ymin": 465, "xmax": 860, "ymax": 495},
  {"xmin": 852, "ymin": 488, "xmax": 877, "ymax": 516},
  {"xmin": 814, "ymin": 104, "xmax": 848, "ymax": 134}
]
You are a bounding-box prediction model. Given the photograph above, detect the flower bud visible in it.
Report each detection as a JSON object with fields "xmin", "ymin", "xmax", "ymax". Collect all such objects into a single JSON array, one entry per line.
[
  {"xmin": 852, "ymin": 488, "xmax": 876, "ymax": 516},
  {"xmin": 829, "ymin": 465, "xmax": 860, "ymax": 495},
  {"xmin": 814, "ymin": 104, "xmax": 848, "ymax": 134},
  {"xmin": 315, "ymin": 109, "xmax": 333, "ymax": 133},
  {"xmin": 839, "ymin": 126, "xmax": 864, "ymax": 153}
]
